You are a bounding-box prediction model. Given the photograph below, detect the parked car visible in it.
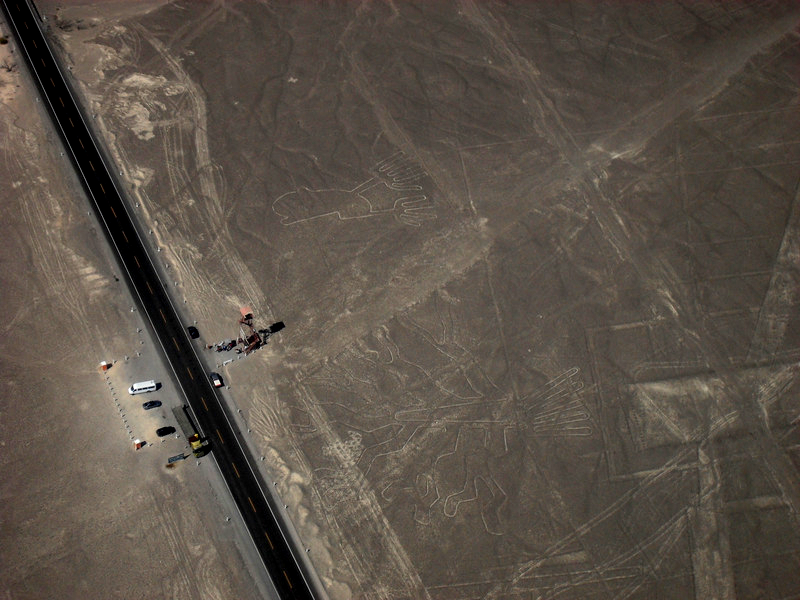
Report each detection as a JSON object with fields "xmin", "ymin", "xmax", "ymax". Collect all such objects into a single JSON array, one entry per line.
[
  {"xmin": 142, "ymin": 400, "xmax": 162, "ymax": 410},
  {"xmin": 128, "ymin": 380, "xmax": 158, "ymax": 395},
  {"xmin": 209, "ymin": 372, "xmax": 223, "ymax": 388},
  {"xmin": 187, "ymin": 326, "xmax": 199, "ymax": 339},
  {"xmin": 156, "ymin": 426, "xmax": 176, "ymax": 437}
]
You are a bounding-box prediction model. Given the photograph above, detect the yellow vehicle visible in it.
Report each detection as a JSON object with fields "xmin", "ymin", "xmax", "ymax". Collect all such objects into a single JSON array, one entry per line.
[
  {"xmin": 172, "ymin": 406, "xmax": 208, "ymax": 457},
  {"xmin": 188, "ymin": 433, "xmax": 205, "ymax": 457}
]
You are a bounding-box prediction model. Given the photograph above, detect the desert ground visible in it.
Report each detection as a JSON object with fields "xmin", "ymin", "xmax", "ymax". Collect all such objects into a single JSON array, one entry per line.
[{"xmin": 5, "ymin": 1, "xmax": 800, "ymax": 598}]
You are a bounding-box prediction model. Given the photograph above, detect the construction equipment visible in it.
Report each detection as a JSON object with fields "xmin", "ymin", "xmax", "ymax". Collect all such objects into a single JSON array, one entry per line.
[{"xmin": 237, "ymin": 306, "xmax": 263, "ymax": 355}]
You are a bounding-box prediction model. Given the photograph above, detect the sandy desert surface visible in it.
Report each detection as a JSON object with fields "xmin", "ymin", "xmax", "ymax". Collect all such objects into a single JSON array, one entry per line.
[{"xmin": 5, "ymin": 1, "xmax": 800, "ymax": 598}]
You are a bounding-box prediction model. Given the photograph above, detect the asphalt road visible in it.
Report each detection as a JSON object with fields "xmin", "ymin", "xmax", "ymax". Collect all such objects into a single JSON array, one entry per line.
[{"xmin": 1, "ymin": 2, "xmax": 315, "ymax": 598}]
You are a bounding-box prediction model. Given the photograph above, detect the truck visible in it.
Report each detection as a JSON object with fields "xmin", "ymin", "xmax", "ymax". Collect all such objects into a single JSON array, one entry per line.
[
  {"xmin": 187, "ymin": 433, "xmax": 205, "ymax": 456},
  {"xmin": 172, "ymin": 405, "xmax": 208, "ymax": 457}
]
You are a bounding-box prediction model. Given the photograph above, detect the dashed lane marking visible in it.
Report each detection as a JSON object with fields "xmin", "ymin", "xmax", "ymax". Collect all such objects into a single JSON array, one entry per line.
[
  {"xmin": 122, "ymin": 230, "xmax": 128, "ymax": 243},
  {"xmin": 101, "ymin": 184, "xmax": 106, "ymax": 195},
  {"xmin": 68, "ymin": 117, "xmax": 74, "ymax": 127},
  {"xmin": 88, "ymin": 160, "xmax": 95, "ymax": 171},
  {"xmin": 232, "ymin": 462, "xmax": 240, "ymax": 478},
  {"xmin": 283, "ymin": 571, "xmax": 293, "ymax": 590},
  {"xmin": 58, "ymin": 97, "xmax": 64, "ymax": 107},
  {"xmin": 145, "ymin": 281, "xmax": 153, "ymax": 295},
  {"xmin": 216, "ymin": 428, "xmax": 223, "ymax": 442},
  {"xmin": 159, "ymin": 308, "xmax": 167, "ymax": 323},
  {"xmin": 248, "ymin": 497, "xmax": 257, "ymax": 513},
  {"xmin": 78, "ymin": 138, "xmax": 84, "ymax": 149},
  {"xmin": 134, "ymin": 255, "xmax": 140, "ymax": 268},
  {"xmin": 172, "ymin": 337, "xmax": 180, "ymax": 351},
  {"xmin": 202, "ymin": 397, "xmax": 209, "ymax": 411},
  {"xmin": 264, "ymin": 531, "xmax": 274, "ymax": 550},
  {"xmin": 186, "ymin": 367, "xmax": 193, "ymax": 379}
]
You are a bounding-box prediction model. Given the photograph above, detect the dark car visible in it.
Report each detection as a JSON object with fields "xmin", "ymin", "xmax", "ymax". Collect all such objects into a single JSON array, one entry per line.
[
  {"xmin": 142, "ymin": 400, "xmax": 162, "ymax": 410},
  {"xmin": 209, "ymin": 372, "xmax": 223, "ymax": 388},
  {"xmin": 156, "ymin": 426, "xmax": 176, "ymax": 437},
  {"xmin": 187, "ymin": 326, "xmax": 199, "ymax": 339}
]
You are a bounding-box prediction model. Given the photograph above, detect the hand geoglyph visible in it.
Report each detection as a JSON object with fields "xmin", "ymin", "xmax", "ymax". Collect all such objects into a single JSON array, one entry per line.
[{"xmin": 272, "ymin": 151, "xmax": 436, "ymax": 227}]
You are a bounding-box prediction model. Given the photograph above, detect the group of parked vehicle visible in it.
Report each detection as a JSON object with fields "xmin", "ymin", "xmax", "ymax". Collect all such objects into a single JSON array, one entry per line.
[
  {"xmin": 127, "ymin": 372, "xmax": 222, "ymax": 439},
  {"xmin": 127, "ymin": 380, "xmax": 173, "ymax": 437}
]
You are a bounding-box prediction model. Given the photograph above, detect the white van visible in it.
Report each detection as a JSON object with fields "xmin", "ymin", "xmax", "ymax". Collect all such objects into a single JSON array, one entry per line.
[{"xmin": 128, "ymin": 380, "xmax": 157, "ymax": 395}]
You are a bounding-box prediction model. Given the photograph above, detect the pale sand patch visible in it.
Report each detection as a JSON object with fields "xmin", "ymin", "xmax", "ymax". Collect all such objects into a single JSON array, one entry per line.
[{"xmin": 0, "ymin": 17, "xmax": 20, "ymax": 106}]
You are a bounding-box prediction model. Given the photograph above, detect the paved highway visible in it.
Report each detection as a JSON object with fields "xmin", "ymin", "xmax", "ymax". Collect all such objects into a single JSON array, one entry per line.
[{"xmin": 1, "ymin": 2, "xmax": 316, "ymax": 598}]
